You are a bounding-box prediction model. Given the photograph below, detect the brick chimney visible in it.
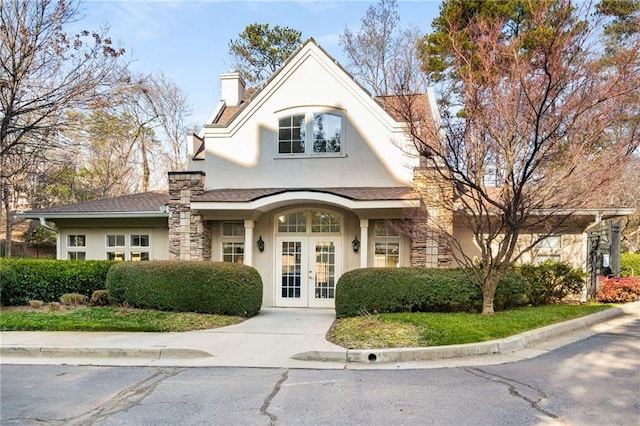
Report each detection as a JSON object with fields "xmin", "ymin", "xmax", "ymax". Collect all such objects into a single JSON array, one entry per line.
[{"xmin": 220, "ymin": 69, "xmax": 246, "ymax": 107}]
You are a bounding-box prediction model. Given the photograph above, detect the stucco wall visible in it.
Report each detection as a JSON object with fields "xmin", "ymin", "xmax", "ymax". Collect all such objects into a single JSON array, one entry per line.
[
  {"xmin": 53, "ymin": 218, "xmax": 169, "ymax": 261},
  {"xmin": 452, "ymin": 223, "xmax": 586, "ymax": 270},
  {"xmin": 197, "ymin": 45, "xmax": 417, "ymax": 190}
]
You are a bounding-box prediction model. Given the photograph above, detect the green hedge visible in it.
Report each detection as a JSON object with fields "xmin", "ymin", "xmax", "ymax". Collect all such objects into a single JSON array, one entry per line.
[
  {"xmin": 335, "ymin": 268, "xmax": 483, "ymax": 317},
  {"xmin": 621, "ymin": 253, "xmax": 640, "ymax": 277},
  {"xmin": 516, "ymin": 261, "xmax": 584, "ymax": 305},
  {"xmin": 335, "ymin": 263, "xmax": 582, "ymax": 317},
  {"xmin": 106, "ymin": 261, "xmax": 262, "ymax": 317},
  {"xmin": 0, "ymin": 259, "xmax": 115, "ymax": 306}
]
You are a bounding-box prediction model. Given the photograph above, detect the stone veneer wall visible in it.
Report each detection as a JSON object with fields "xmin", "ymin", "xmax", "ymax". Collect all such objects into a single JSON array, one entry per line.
[
  {"xmin": 411, "ymin": 167, "xmax": 453, "ymax": 268},
  {"xmin": 168, "ymin": 171, "xmax": 211, "ymax": 261}
]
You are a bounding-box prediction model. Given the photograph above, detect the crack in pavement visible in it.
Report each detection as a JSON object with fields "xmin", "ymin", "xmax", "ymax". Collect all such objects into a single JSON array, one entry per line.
[
  {"xmin": 62, "ymin": 367, "xmax": 185, "ymax": 426},
  {"xmin": 465, "ymin": 367, "xmax": 564, "ymax": 422},
  {"xmin": 2, "ymin": 417, "xmax": 65, "ymax": 425},
  {"xmin": 260, "ymin": 369, "xmax": 289, "ymax": 425}
]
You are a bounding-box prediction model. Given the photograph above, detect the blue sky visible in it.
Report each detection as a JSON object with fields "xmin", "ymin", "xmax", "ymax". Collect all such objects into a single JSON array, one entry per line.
[{"xmin": 78, "ymin": 0, "xmax": 442, "ymax": 125}]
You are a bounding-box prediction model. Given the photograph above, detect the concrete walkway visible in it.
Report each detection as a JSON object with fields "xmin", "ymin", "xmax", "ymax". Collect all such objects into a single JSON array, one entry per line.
[{"xmin": 1, "ymin": 303, "xmax": 638, "ymax": 370}]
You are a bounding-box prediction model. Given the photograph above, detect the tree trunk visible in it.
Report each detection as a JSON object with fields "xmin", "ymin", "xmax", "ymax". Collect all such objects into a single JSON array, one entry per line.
[
  {"xmin": 481, "ymin": 273, "xmax": 499, "ymax": 315},
  {"xmin": 2, "ymin": 197, "xmax": 12, "ymax": 258},
  {"xmin": 141, "ymin": 137, "xmax": 149, "ymax": 193}
]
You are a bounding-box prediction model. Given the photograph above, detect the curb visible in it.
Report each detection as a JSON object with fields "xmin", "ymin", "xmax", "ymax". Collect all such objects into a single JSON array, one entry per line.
[
  {"xmin": 0, "ymin": 346, "xmax": 213, "ymax": 359},
  {"xmin": 294, "ymin": 303, "xmax": 639, "ymax": 364}
]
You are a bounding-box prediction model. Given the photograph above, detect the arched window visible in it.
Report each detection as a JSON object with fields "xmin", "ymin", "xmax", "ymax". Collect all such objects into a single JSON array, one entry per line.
[{"xmin": 276, "ymin": 209, "xmax": 341, "ymax": 234}]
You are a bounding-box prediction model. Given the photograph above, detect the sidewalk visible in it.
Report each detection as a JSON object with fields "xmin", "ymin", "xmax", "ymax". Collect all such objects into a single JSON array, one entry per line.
[{"xmin": 1, "ymin": 303, "xmax": 638, "ymax": 370}]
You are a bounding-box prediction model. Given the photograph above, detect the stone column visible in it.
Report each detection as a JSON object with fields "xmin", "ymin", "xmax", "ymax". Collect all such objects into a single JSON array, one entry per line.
[
  {"xmin": 411, "ymin": 167, "xmax": 454, "ymax": 268},
  {"xmin": 168, "ymin": 171, "xmax": 211, "ymax": 261}
]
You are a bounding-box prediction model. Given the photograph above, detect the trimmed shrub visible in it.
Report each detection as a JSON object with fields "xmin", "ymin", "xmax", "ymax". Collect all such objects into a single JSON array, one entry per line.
[
  {"xmin": 493, "ymin": 271, "xmax": 531, "ymax": 310},
  {"xmin": 60, "ymin": 293, "xmax": 88, "ymax": 306},
  {"xmin": 106, "ymin": 261, "xmax": 262, "ymax": 317},
  {"xmin": 596, "ymin": 276, "xmax": 640, "ymax": 303},
  {"xmin": 0, "ymin": 259, "xmax": 115, "ymax": 306},
  {"xmin": 335, "ymin": 262, "xmax": 584, "ymax": 318},
  {"xmin": 516, "ymin": 261, "xmax": 585, "ymax": 306},
  {"xmin": 89, "ymin": 290, "xmax": 110, "ymax": 306},
  {"xmin": 28, "ymin": 300, "xmax": 44, "ymax": 309},
  {"xmin": 621, "ymin": 253, "xmax": 640, "ymax": 277},
  {"xmin": 335, "ymin": 268, "xmax": 482, "ymax": 318}
]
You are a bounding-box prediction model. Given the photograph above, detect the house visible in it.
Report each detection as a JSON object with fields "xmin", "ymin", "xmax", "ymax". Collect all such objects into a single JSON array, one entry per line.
[{"xmin": 19, "ymin": 39, "xmax": 634, "ymax": 308}]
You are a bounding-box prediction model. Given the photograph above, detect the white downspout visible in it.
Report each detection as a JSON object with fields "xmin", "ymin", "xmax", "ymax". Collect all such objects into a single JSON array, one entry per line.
[{"xmin": 39, "ymin": 217, "xmax": 61, "ymax": 259}]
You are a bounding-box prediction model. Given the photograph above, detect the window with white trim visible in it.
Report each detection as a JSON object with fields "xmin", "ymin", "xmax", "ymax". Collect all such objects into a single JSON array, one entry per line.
[
  {"xmin": 130, "ymin": 234, "xmax": 150, "ymax": 262},
  {"xmin": 68, "ymin": 235, "xmax": 86, "ymax": 247},
  {"xmin": 535, "ymin": 235, "xmax": 562, "ymax": 264},
  {"xmin": 277, "ymin": 209, "xmax": 341, "ymax": 234},
  {"xmin": 373, "ymin": 220, "xmax": 401, "ymax": 268},
  {"xmin": 277, "ymin": 110, "xmax": 343, "ymax": 156},
  {"xmin": 68, "ymin": 252, "xmax": 86, "ymax": 261},
  {"xmin": 312, "ymin": 113, "xmax": 341, "ymax": 153},
  {"xmin": 537, "ymin": 236, "xmax": 561, "ymax": 249},
  {"xmin": 106, "ymin": 233, "xmax": 150, "ymax": 261},
  {"xmin": 107, "ymin": 234, "xmax": 125, "ymax": 248},
  {"xmin": 311, "ymin": 210, "xmax": 341, "ymax": 233},
  {"xmin": 535, "ymin": 254, "xmax": 561, "ymax": 264},
  {"xmin": 278, "ymin": 114, "xmax": 305, "ymax": 154},
  {"xmin": 221, "ymin": 221, "xmax": 244, "ymax": 264},
  {"xmin": 67, "ymin": 234, "xmax": 86, "ymax": 261}
]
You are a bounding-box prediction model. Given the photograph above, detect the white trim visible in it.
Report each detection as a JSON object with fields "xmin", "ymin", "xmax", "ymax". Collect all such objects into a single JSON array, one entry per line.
[
  {"xmin": 359, "ymin": 219, "xmax": 369, "ymax": 268},
  {"xmin": 193, "ymin": 191, "xmax": 419, "ymax": 212},
  {"xmin": 244, "ymin": 219, "xmax": 254, "ymax": 267},
  {"xmin": 19, "ymin": 212, "xmax": 168, "ymax": 220}
]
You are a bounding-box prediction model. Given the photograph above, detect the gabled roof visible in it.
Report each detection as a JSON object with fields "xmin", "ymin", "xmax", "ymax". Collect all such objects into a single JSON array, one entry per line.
[
  {"xmin": 208, "ymin": 38, "xmax": 435, "ymax": 130},
  {"xmin": 18, "ymin": 191, "xmax": 170, "ymax": 219}
]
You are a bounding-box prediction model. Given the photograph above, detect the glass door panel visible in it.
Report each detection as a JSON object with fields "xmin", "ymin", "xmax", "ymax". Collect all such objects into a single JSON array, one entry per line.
[
  {"xmin": 313, "ymin": 241, "xmax": 335, "ymax": 299},
  {"xmin": 275, "ymin": 236, "xmax": 341, "ymax": 308},
  {"xmin": 281, "ymin": 241, "xmax": 302, "ymax": 299},
  {"xmin": 309, "ymin": 238, "xmax": 341, "ymax": 308},
  {"xmin": 276, "ymin": 238, "xmax": 308, "ymax": 307}
]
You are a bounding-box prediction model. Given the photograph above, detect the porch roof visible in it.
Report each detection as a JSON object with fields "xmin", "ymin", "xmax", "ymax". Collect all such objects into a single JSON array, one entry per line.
[
  {"xmin": 192, "ymin": 187, "xmax": 419, "ymax": 202},
  {"xmin": 190, "ymin": 187, "xmax": 422, "ymax": 215}
]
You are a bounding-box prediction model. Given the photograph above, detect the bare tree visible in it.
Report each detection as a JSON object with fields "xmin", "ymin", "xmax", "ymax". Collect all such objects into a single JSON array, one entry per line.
[
  {"xmin": 136, "ymin": 73, "xmax": 193, "ymax": 174},
  {"xmin": 0, "ymin": 0, "xmax": 127, "ymax": 256},
  {"xmin": 340, "ymin": 0, "xmax": 422, "ymax": 95},
  {"xmin": 392, "ymin": 0, "xmax": 640, "ymax": 313}
]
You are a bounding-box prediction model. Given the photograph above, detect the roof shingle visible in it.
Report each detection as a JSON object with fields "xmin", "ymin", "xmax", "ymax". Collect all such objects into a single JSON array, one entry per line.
[
  {"xmin": 22, "ymin": 191, "xmax": 169, "ymax": 214},
  {"xmin": 192, "ymin": 187, "xmax": 419, "ymax": 203}
]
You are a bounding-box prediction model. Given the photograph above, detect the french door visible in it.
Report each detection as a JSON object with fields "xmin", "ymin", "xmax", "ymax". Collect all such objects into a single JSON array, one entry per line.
[{"xmin": 275, "ymin": 236, "xmax": 341, "ymax": 308}]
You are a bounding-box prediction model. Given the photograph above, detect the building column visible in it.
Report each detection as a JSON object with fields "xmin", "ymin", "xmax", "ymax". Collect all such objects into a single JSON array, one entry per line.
[
  {"xmin": 244, "ymin": 219, "xmax": 255, "ymax": 266},
  {"xmin": 360, "ymin": 219, "xmax": 369, "ymax": 268},
  {"xmin": 412, "ymin": 167, "xmax": 454, "ymax": 268},
  {"xmin": 168, "ymin": 171, "xmax": 210, "ymax": 261}
]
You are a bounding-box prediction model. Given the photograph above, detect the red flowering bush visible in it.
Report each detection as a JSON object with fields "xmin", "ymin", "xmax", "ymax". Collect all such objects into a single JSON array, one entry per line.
[{"xmin": 596, "ymin": 276, "xmax": 640, "ymax": 303}]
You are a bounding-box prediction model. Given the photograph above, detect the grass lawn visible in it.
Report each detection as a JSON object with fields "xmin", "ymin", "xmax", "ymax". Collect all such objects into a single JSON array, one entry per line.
[
  {"xmin": 328, "ymin": 304, "xmax": 612, "ymax": 349},
  {"xmin": 0, "ymin": 306, "xmax": 245, "ymax": 332}
]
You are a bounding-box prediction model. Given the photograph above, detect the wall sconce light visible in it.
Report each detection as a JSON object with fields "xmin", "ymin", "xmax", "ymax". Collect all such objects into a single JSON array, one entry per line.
[
  {"xmin": 256, "ymin": 236, "xmax": 265, "ymax": 252},
  {"xmin": 352, "ymin": 236, "xmax": 360, "ymax": 253}
]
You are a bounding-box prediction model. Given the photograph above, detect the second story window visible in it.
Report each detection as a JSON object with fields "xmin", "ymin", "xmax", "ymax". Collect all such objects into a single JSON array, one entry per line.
[
  {"xmin": 277, "ymin": 110, "xmax": 344, "ymax": 157},
  {"xmin": 278, "ymin": 114, "xmax": 305, "ymax": 154},
  {"xmin": 313, "ymin": 113, "xmax": 341, "ymax": 153}
]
